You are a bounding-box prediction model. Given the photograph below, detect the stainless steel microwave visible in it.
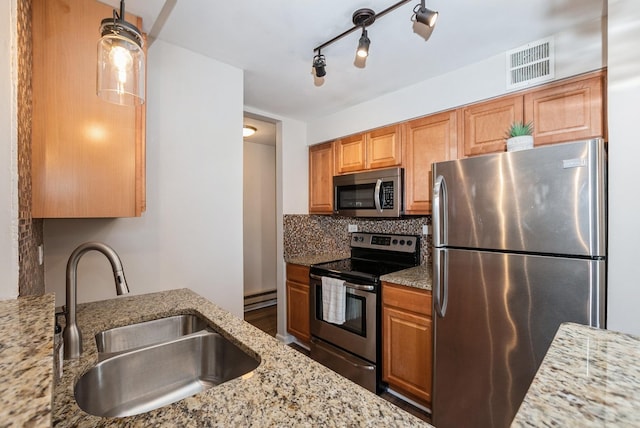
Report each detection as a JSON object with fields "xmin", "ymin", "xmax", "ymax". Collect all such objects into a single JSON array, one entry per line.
[{"xmin": 333, "ymin": 168, "xmax": 404, "ymax": 217}]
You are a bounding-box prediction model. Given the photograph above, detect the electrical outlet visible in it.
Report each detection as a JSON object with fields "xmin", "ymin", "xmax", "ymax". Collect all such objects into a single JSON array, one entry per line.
[
  {"xmin": 422, "ymin": 225, "xmax": 431, "ymax": 235},
  {"xmin": 348, "ymin": 224, "xmax": 358, "ymax": 233}
]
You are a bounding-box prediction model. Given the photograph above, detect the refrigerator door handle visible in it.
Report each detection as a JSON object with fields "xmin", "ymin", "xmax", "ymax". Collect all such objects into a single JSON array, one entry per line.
[
  {"xmin": 433, "ymin": 248, "xmax": 448, "ymax": 318},
  {"xmin": 433, "ymin": 175, "xmax": 447, "ymax": 247},
  {"xmin": 374, "ymin": 179, "xmax": 383, "ymax": 212}
]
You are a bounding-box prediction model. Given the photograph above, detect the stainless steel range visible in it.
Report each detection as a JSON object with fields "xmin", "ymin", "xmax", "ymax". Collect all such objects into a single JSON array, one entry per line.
[{"xmin": 309, "ymin": 232, "xmax": 420, "ymax": 393}]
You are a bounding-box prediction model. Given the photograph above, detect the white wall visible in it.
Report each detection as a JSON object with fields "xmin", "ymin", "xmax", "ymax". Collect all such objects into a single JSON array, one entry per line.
[
  {"xmin": 606, "ymin": 0, "xmax": 640, "ymax": 335},
  {"xmin": 0, "ymin": 0, "xmax": 18, "ymax": 300},
  {"xmin": 308, "ymin": 18, "xmax": 605, "ymax": 144},
  {"xmin": 43, "ymin": 40, "xmax": 245, "ymax": 317},
  {"xmin": 243, "ymin": 141, "xmax": 276, "ymax": 296}
]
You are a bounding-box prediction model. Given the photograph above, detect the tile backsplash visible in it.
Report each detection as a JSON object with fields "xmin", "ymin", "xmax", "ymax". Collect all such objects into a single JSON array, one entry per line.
[
  {"xmin": 284, "ymin": 215, "xmax": 432, "ymax": 266},
  {"xmin": 17, "ymin": 0, "xmax": 45, "ymax": 296}
]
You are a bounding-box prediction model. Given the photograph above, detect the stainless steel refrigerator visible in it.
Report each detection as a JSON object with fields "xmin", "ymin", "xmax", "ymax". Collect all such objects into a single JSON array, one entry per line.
[{"xmin": 431, "ymin": 139, "xmax": 606, "ymax": 428}]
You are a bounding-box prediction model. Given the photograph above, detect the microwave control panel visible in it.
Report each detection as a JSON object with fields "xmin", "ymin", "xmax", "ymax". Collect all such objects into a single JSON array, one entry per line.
[{"xmin": 380, "ymin": 181, "xmax": 394, "ymax": 208}]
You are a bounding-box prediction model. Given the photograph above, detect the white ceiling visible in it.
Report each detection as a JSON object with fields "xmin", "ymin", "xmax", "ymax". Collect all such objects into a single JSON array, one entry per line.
[{"xmin": 105, "ymin": 0, "xmax": 605, "ymax": 122}]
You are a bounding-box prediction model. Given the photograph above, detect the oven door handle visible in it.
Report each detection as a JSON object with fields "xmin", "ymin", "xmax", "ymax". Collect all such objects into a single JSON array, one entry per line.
[{"xmin": 310, "ymin": 274, "xmax": 375, "ymax": 292}]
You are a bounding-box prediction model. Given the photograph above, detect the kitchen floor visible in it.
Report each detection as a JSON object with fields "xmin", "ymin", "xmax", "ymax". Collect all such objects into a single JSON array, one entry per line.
[{"xmin": 244, "ymin": 305, "xmax": 432, "ymax": 424}]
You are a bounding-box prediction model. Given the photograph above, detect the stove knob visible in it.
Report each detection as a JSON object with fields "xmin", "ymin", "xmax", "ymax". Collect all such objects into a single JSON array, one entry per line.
[
  {"xmin": 399, "ymin": 240, "xmax": 405, "ymax": 245},
  {"xmin": 407, "ymin": 240, "xmax": 413, "ymax": 246},
  {"xmin": 392, "ymin": 239, "xmax": 398, "ymax": 245},
  {"xmin": 359, "ymin": 237, "xmax": 364, "ymax": 242},
  {"xmin": 353, "ymin": 236, "xmax": 358, "ymax": 242}
]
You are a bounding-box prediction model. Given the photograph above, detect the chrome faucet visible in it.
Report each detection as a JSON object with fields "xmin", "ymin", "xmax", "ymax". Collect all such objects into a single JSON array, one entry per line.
[{"xmin": 63, "ymin": 242, "xmax": 130, "ymax": 359}]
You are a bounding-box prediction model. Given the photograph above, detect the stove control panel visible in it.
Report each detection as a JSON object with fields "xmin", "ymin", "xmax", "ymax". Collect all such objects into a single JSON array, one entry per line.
[{"xmin": 351, "ymin": 232, "xmax": 418, "ymax": 253}]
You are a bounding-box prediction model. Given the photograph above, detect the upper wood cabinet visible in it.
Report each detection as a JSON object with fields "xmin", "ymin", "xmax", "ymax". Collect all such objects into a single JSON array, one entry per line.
[
  {"xmin": 335, "ymin": 134, "xmax": 366, "ymax": 174},
  {"xmin": 32, "ymin": 0, "xmax": 146, "ymax": 218},
  {"xmin": 459, "ymin": 95, "xmax": 524, "ymax": 157},
  {"xmin": 460, "ymin": 71, "xmax": 606, "ymax": 157},
  {"xmin": 308, "ymin": 70, "xmax": 606, "ymax": 213},
  {"xmin": 335, "ymin": 124, "xmax": 402, "ymax": 174},
  {"xmin": 524, "ymin": 73, "xmax": 605, "ymax": 146},
  {"xmin": 366, "ymin": 125, "xmax": 402, "ymax": 170},
  {"xmin": 309, "ymin": 142, "xmax": 334, "ymax": 214},
  {"xmin": 403, "ymin": 111, "xmax": 457, "ymax": 214}
]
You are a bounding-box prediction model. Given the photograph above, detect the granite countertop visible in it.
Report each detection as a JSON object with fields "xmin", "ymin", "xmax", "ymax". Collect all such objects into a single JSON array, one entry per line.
[
  {"xmin": 50, "ymin": 288, "xmax": 430, "ymax": 426},
  {"xmin": 380, "ymin": 264, "xmax": 432, "ymax": 291},
  {"xmin": 285, "ymin": 252, "xmax": 349, "ymax": 267},
  {"xmin": 0, "ymin": 294, "xmax": 55, "ymax": 427},
  {"xmin": 512, "ymin": 322, "xmax": 640, "ymax": 427}
]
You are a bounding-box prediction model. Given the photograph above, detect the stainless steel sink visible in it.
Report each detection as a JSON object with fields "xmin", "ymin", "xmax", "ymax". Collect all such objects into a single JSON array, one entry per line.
[
  {"xmin": 75, "ymin": 330, "xmax": 260, "ymax": 417},
  {"xmin": 95, "ymin": 314, "xmax": 210, "ymax": 359}
]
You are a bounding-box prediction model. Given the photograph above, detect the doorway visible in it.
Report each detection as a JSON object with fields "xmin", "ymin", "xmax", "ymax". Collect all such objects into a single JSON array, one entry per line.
[{"xmin": 243, "ymin": 114, "xmax": 277, "ymax": 327}]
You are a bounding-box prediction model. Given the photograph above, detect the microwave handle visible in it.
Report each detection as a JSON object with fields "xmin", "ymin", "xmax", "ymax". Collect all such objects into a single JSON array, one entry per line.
[{"xmin": 374, "ymin": 179, "xmax": 383, "ymax": 212}]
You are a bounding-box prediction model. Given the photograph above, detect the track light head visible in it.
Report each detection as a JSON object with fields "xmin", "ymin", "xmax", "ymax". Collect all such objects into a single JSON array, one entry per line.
[
  {"xmin": 357, "ymin": 28, "xmax": 370, "ymax": 58},
  {"xmin": 313, "ymin": 53, "xmax": 327, "ymax": 77},
  {"xmin": 414, "ymin": 1, "xmax": 438, "ymax": 28}
]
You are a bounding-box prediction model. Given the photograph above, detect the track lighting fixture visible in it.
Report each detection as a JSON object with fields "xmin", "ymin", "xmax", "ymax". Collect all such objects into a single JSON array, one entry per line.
[
  {"xmin": 313, "ymin": 52, "xmax": 327, "ymax": 78},
  {"xmin": 413, "ymin": 0, "xmax": 439, "ymax": 28},
  {"xmin": 311, "ymin": 0, "xmax": 438, "ymax": 81},
  {"xmin": 97, "ymin": 0, "xmax": 145, "ymax": 106}
]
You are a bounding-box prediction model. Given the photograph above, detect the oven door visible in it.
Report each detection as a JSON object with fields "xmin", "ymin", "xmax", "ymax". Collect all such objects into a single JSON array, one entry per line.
[{"xmin": 309, "ymin": 275, "xmax": 377, "ymax": 363}]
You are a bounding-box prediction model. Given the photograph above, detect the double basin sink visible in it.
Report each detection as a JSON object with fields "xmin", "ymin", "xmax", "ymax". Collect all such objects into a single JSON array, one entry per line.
[{"xmin": 74, "ymin": 314, "xmax": 260, "ymax": 418}]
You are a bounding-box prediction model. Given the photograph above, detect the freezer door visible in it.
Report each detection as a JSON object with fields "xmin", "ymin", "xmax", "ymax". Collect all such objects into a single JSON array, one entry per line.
[
  {"xmin": 432, "ymin": 139, "xmax": 606, "ymax": 257},
  {"xmin": 432, "ymin": 248, "xmax": 605, "ymax": 428}
]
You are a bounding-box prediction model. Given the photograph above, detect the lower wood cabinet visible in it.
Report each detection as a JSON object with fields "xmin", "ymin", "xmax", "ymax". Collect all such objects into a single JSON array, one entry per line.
[
  {"xmin": 382, "ymin": 281, "xmax": 433, "ymax": 407},
  {"xmin": 286, "ymin": 263, "xmax": 311, "ymax": 343}
]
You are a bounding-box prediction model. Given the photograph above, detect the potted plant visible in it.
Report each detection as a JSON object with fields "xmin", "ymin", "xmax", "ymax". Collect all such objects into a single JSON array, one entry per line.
[{"xmin": 505, "ymin": 121, "xmax": 534, "ymax": 152}]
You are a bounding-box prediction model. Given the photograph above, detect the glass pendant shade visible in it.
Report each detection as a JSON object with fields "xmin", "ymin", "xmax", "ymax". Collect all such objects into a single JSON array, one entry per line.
[{"xmin": 97, "ymin": 9, "xmax": 145, "ymax": 106}]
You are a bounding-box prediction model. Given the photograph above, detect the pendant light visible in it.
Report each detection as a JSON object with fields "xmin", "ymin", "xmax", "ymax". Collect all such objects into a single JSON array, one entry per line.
[{"xmin": 97, "ymin": 0, "xmax": 145, "ymax": 106}]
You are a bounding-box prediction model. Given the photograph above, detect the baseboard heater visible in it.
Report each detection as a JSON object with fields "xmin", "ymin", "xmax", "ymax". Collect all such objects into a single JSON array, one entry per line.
[{"xmin": 244, "ymin": 289, "xmax": 277, "ymax": 312}]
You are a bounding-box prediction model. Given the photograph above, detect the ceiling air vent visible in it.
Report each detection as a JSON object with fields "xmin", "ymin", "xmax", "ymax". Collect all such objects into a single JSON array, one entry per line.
[{"xmin": 506, "ymin": 37, "xmax": 554, "ymax": 90}]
